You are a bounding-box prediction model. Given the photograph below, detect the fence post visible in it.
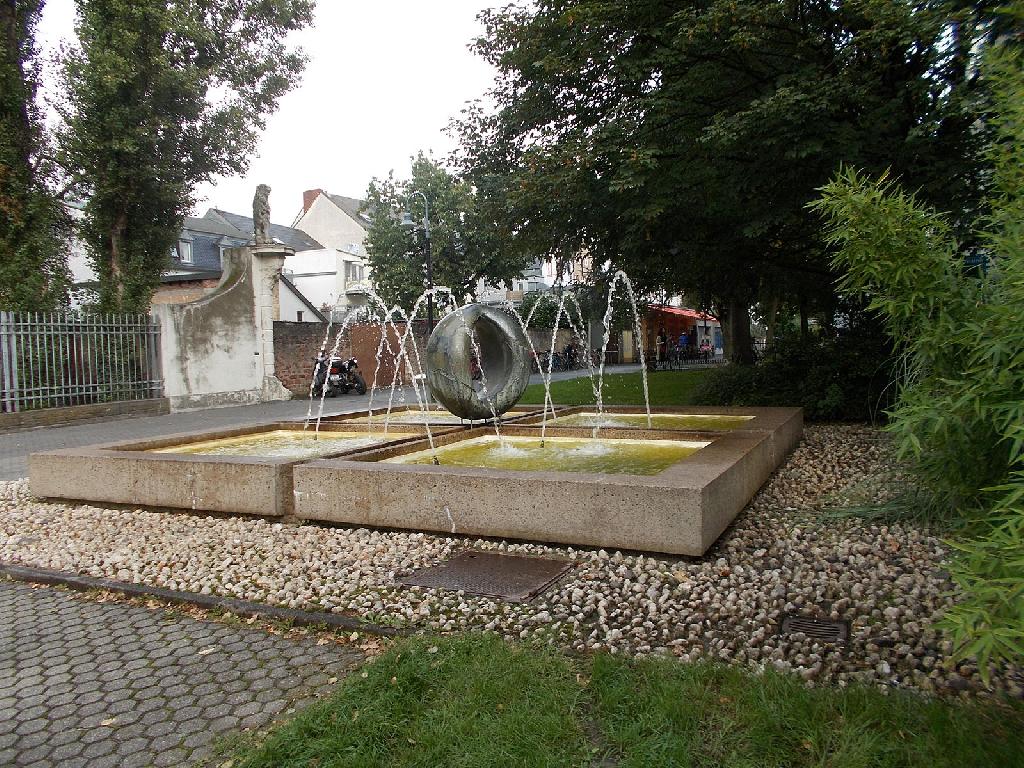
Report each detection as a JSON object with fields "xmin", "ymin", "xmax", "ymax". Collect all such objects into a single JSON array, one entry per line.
[
  {"xmin": 148, "ymin": 315, "xmax": 163, "ymax": 398},
  {"xmin": 0, "ymin": 312, "xmax": 19, "ymax": 413}
]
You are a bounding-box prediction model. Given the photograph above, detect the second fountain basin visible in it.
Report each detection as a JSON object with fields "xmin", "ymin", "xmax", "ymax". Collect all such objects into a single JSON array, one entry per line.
[{"xmin": 293, "ymin": 407, "xmax": 801, "ymax": 556}]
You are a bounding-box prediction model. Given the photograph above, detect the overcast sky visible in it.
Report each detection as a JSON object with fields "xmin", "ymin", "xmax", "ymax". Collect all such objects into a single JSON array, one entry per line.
[{"xmin": 38, "ymin": 0, "xmax": 499, "ymax": 225}]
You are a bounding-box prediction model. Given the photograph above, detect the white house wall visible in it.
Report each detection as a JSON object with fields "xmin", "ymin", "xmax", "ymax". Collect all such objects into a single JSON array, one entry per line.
[
  {"xmin": 279, "ymin": 283, "xmax": 321, "ymax": 322},
  {"xmin": 295, "ymin": 195, "xmax": 368, "ymax": 252}
]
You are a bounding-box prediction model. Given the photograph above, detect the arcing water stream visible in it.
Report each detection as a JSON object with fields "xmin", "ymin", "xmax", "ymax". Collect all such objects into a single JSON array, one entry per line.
[{"xmin": 304, "ymin": 273, "xmax": 655, "ymax": 465}]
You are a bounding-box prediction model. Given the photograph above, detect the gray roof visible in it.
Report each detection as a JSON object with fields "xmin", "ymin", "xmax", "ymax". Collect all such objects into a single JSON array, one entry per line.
[
  {"xmin": 325, "ymin": 194, "xmax": 372, "ymax": 227},
  {"xmin": 183, "ymin": 215, "xmax": 248, "ymax": 239},
  {"xmin": 160, "ymin": 268, "xmax": 222, "ymax": 284},
  {"xmin": 204, "ymin": 208, "xmax": 324, "ymax": 251}
]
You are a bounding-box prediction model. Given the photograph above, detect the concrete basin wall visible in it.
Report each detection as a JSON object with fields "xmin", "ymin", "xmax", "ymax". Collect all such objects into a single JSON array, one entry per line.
[
  {"xmin": 28, "ymin": 407, "xmax": 802, "ymax": 555},
  {"xmin": 293, "ymin": 410, "xmax": 803, "ymax": 556},
  {"xmin": 29, "ymin": 422, "xmax": 455, "ymax": 518},
  {"xmin": 30, "ymin": 449, "xmax": 293, "ymax": 518}
]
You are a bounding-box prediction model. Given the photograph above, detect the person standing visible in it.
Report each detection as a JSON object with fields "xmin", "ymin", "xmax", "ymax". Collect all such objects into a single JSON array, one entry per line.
[{"xmin": 656, "ymin": 326, "xmax": 667, "ymax": 364}]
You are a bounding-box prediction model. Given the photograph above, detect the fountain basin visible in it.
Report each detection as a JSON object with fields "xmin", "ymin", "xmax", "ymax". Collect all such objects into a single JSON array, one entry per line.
[
  {"xmin": 29, "ymin": 423, "xmax": 435, "ymax": 518},
  {"xmin": 520, "ymin": 405, "xmax": 780, "ymax": 432},
  {"xmin": 150, "ymin": 429, "xmax": 402, "ymax": 459},
  {"xmin": 536, "ymin": 411, "xmax": 753, "ymax": 431},
  {"xmin": 319, "ymin": 405, "xmax": 545, "ymax": 427},
  {"xmin": 385, "ymin": 434, "xmax": 709, "ymax": 475},
  {"xmin": 293, "ymin": 407, "xmax": 802, "ymax": 556}
]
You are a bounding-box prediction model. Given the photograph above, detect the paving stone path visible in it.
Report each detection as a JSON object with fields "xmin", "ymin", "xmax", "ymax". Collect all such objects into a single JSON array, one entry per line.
[{"xmin": 0, "ymin": 580, "xmax": 364, "ymax": 767}]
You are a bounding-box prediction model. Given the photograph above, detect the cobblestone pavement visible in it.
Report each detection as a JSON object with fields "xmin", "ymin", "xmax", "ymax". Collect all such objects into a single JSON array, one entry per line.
[{"xmin": 0, "ymin": 581, "xmax": 364, "ymax": 767}]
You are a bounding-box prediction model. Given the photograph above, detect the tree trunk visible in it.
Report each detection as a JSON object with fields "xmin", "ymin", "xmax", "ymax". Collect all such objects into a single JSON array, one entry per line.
[
  {"xmin": 719, "ymin": 297, "xmax": 755, "ymax": 365},
  {"xmin": 765, "ymin": 291, "xmax": 781, "ymax": 347},
  {"xmin": 104, "ymin": 209, "xmax": 129, "ymax": 311}
]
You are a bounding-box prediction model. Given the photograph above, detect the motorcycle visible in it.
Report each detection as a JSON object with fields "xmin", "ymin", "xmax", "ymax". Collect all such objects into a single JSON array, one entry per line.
[
  {"xmin": 336, "ymin": 356, "xmax": 367, "ymax": 395},
  {"xmin": 312, "ymin": 354, "xmax": 367, "ymax": 397}
]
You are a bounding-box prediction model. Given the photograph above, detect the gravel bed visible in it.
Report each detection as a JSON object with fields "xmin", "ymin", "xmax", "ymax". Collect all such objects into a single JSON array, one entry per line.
[{"xmin": 2, "ymin": 424, "xmax": 1021, "ymax": 699}]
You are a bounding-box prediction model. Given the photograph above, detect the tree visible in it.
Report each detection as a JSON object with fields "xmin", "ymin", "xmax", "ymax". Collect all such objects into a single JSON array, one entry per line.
[
  {"xmin": 0, "ymin": 0, "xmax": 70, "ymax": 309},
  {"xmin": 812, "ymin": 9, "xmax": 1024, "ymax": 671},
  {"xmin": 362, "ymin": 153, "xmax": 534, "ymax": 313},
  {"xmin": 455, "ymin": 0, "xmax": 991, "ymax": 362},
  {"xmin": 58, "ymin": 0, "xmax": 314, "ymax": 312}
]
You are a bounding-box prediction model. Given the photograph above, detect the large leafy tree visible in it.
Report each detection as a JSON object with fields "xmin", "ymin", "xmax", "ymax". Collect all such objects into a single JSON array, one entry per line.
[
  {"xmin": 0, "ymin": 0, "xmax": 70, "ymax": 310},
  {"xmin": 58, "ymin": 0, "xmax": 314, "ymax": 312},
  {"xmin": 813, "ymin": 8, "xmax": 1024, "ymax": 672},
  {"xmin": 363, "ymin": 153, "xmax": 534, "ymax": 312},
  {"xmin": 455, "ymin": 0, "xmax": 990, "ymax": 362}
]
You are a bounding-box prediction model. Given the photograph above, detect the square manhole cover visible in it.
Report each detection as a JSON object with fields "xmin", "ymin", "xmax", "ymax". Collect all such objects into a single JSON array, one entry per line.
[
  {"xmin": 401, "ymin": 550, "xmax": 574, "ymax": 602},
  {"xmin": 779, "ymin": 613, "xmax": 850, "ymax": 643}
]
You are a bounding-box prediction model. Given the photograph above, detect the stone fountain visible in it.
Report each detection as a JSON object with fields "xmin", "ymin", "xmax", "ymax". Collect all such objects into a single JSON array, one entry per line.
[{"xmin": 30, "ymin": 289, "xmax": 802, "ymax": 555}]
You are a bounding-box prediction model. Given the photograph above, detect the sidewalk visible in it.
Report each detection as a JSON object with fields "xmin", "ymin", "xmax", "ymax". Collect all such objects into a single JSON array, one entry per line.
[
  {"xmin": 0, "ymin": 580, "xmax": 362, "ymax": 768},
  {"xmin": 0, "ymin": 365, "xmax": 641, "ymax": 480}
]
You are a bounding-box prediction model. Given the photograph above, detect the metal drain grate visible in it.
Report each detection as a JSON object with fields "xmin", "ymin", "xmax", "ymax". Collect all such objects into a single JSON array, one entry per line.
[
  {"xmin": 779, "ymin": 614, "xmax": 850, "ymax": 643},
  {"xmin": 401, "ymin": 550, "xmax": 574, "ymax": 602}
]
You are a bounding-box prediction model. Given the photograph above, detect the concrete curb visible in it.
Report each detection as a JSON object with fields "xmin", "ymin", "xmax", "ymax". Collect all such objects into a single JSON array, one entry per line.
[{"xmin": 0, "ymin": 561, "xmax": 407, "ymax": 638}]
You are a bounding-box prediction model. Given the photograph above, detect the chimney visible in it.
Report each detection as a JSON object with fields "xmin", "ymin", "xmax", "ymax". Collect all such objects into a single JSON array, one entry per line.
[{"xmin": 303, "ymin": 188, "xmax": 324, "ymax": 212}]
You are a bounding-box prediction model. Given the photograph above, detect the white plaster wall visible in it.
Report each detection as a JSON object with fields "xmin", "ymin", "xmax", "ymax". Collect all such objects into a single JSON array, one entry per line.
[{"xmin": 154, "ymin": 247, "xmax": 291, "ymax": 410}]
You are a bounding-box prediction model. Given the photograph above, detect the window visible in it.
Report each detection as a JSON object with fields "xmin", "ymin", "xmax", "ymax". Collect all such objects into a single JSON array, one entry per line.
[
  {"xmin": 296, "ymin": 311, "xmax": 304, "ymax": 322},
  {"xmin": 346, "ymin": 262, "xmax": 364, "ymax": 282},
  {"xmin": 176, "ymin": 240, "xmax": 193, "ymax": 264}
]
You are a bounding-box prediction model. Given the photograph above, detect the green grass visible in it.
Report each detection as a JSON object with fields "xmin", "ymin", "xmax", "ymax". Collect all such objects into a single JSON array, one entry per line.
[
  {"xmin": 520, "ymin": 369, "xmax": 709, "ymax": 407},
  {"xmin": 231, "ymin": 635, "xmax": 1024, "ymax": 768}
]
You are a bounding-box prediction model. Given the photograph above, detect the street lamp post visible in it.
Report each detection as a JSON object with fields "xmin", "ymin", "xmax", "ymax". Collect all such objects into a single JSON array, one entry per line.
[{"xmin": 400, "ymin": 190, "xmax": 433, "ymax": 331}]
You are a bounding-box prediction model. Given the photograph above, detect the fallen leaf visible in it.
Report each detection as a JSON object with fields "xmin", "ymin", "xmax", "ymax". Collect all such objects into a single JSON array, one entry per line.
[
  {"xmin": 360, "ymin": 671, "xmax": 368, "ymax": 678},
  {"xmin": 407, "ymin": 738, "xmax": 416, "ymax": 745},
  {"xmin": 317, "ymin": 637, "xmax": 330, "ymax": 646},
  {"xmin": 197, "ymin": 647, "xmax": 216, "ymax": 656},
  {"xmin": 327, "ymin": 677, "xmax": 338, "ymax": 685},
  {"xmin": 99, "ymin": 717, "xmax": 117, "ymax": 727},
  {"xmin": 426, "ymin": 646, "xmax": 438, "ymax": 654},
  {"xmin": 351, "ymin": 709, "xmax": 359, "ymax": 722},
  {"xmin": 390, "ymin": 676, "xmax": 397, "ymax": 685}
]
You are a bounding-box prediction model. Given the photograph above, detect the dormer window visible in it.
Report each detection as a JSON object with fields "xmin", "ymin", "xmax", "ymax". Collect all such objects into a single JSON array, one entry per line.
[{"xmin": 172, "ymin": 237, "xmax": 193, "ymax": 264}]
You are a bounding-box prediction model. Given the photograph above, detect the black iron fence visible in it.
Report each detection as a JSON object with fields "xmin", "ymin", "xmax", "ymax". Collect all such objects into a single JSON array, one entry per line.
[{"xmin": 0, "ymin": 311, "xmax": 162, "ymax": 413}]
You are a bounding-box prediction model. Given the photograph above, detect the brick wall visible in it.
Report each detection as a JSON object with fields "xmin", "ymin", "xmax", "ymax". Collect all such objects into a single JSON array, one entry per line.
[{"xmin": 273, "ymin": 321, "xmax": 428, "ymax": 395}]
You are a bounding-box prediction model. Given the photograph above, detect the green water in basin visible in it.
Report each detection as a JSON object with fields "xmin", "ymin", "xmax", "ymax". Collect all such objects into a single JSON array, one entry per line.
[
  {"xmin": 151, "ymin": 430, "xmax": 412, "ymax": 459},
  {"xmin": 546, "ymin": 412, "xmax": 754, "ymax": 430},
  {"xmin": 385, "ymin": 435, "xmax": 709, "ymax": 475}
]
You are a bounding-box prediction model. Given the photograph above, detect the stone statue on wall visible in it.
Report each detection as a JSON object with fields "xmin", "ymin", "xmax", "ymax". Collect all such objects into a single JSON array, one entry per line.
[{"xmin": 253, "ymin": 184, "xmax": 272, "ymax": 244}]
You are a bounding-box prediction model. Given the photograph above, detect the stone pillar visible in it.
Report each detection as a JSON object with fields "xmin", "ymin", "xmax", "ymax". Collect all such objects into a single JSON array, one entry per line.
[{"xmin": 252, "ymin": 245, "xmax": 294, "ymax": 400}]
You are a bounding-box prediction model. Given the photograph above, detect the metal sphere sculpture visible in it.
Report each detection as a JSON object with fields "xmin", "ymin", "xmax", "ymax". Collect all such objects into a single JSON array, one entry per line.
[{"xmin": 424, "ymin": 304, "xmax": 531, "ymax": 420}]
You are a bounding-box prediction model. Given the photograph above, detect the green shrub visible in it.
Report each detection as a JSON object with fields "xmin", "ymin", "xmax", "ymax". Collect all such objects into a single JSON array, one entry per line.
[
  {"xmin": 810, "ymin": 22, "xmax": 1024, "ymax": 675},
  {"xmin": 691, "ymin": 323, "xmax": 895, "ymax": 422}
]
